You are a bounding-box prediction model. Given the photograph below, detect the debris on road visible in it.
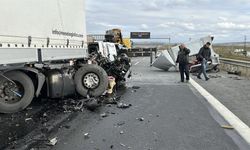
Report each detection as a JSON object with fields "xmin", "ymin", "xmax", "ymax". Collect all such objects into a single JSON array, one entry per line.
[
  {"xmin": 47, "ymin": 137, "xmax": 58, "ymax": 146},
  {"xmin": 208, "ymin": 74, "xmax": 222, "ymax": 78},
  {"xmin": 120, "ymin": 130, "xmax": 124, "ymax": 134},
  {"xmin": 104, "ymin": 97, "xmax": 118, "ymax": 104},
  {"xmin": 25, "ymin": 118, "xmax": 33, "ymax": 122},
  {"xmin": 229, "ymin": 76, "xmax": 243, "ymax": 80},
  {"xmin": 227, "ymin": 70, "xmax": 241, "ymax": 76},
  {"xmin": 84, "ymin": 133, "xmax": 90, "ymax": 139},
  {"xmin": 221, "ymin": 125, "xmax": 234, "ymax": 129},
  {"xmin": 74, "ymin": 100, "xmax": 84, "ymax": 111},
  {"xmin": 84, "ymin": 98, "xmax": 101, "ymax": 111},
  {"xmin": 62, "ymin": 125, "xmax": 71, "ymax": 129},
  {"xmin": 120, "ymin": 143, "xmax": 126, "ymax": 147},
  {"xmin": 137, "ymin": 117, "xmax": 145, "ymax": 121},
  {"xmin": 43, "ymin": 112, "xmax": 48, "ymax": 117},
  {"xmin": 117, "ymin": 103, "xmax": 132, "ymax": 109},
  {"xmin": 106, "ymin": 104, "xmax": 112, "ymax": 107},
  {"xmin": 100, "ymin": 113, "xmax": 108, "ymax": 118},
  {"xmin": 132, "ymin": 86, "xmax": 141, "ymax": 89},
  {"xmin": 117, "ymin": 121, "xmax": 125, "ymax": 126}
]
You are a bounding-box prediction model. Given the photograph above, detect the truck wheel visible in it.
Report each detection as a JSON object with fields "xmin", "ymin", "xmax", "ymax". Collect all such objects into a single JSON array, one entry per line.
[
  {"xmin": 0, "ymin": 71, "xmax": 35, "ymax": 113},
  {"xmin": 74, "ymin": 64, "xmax": 108, "ymax": 97}
]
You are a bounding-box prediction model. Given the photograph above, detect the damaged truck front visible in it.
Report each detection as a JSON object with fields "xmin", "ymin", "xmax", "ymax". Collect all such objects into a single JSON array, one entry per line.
[
  {"xmin": 0, "ymin": 0, "xmax": 109, "ymax": 113},
  {"xmin": 88, "ymin": 41, "xmax": 132, "ymax": 86}
]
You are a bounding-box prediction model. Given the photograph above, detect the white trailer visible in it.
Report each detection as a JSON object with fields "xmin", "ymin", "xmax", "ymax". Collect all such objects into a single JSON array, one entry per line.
[{"xmin": 0, "ymin": 0, "xmax": 108, "ymax": 113}]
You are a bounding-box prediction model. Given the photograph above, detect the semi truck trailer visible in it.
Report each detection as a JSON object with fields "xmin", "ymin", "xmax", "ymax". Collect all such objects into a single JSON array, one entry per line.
[{"xmin": 0, "ymin": 0, "xmax": 108, "ymax": 113}]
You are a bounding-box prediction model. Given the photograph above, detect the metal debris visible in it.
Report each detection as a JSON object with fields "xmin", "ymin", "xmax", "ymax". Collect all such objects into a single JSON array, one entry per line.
[
  {"xmin": 120, "ymin": 143, "xmax": 126, "ymax": 147},
  {"xmin": 137, "ymin": 117, "xmax": 145, "ymax": 121},
  {"xmin": 227, "ymin": 71, "xmax": 241, "ymax": 76},
  {"xmin": 25, "ymin": 118, "xmax": 32, "ymax": 122},
  {"xmin": 84, "ymin": 98, "xmax": 101, "ymax": 111},
  {"xmin": 132, "ymin": 86, "xmax": 141, "ymax": 89},
  {"xmin": 221, "ymin": 125, "xmax": 234, "ymax": 129},
  {"xmin": 100, "ymin": 113, "xmax": 108, "ymax": 118},
  {"xmin": 229, "ymin": 76, "xmax": 243, "ymax": 80},
  {"xmin": 120, "ymin": 131, "xmax": 124, "ymax": 134},
  {"xmin": 47, "ymin": 137, "xmax": 58, "ymax": 146},
  {"xmin": 43, "ymin": 112, "xmax": 48, "ymax": 117},
  {"xmin": 117, "ymin": 103, "xmax": 132, "ymax": 109},
  {"xmin": 117, "ymin": 121, "xmax": 125, "ymax": 126},
  {"xmin": 208, "ymin": 74, "xmax": 222, "ymax": 78},
  {"xmin": 74, "ymin": 100, "xmax": 84, "ymax": 111},
  {"xmin": 84, "ymin": 133, "xmax": 90, "ymax": 139},
  {"xmin": 106, "ymin": 104, "xmax": 112, "ymax": 107}
]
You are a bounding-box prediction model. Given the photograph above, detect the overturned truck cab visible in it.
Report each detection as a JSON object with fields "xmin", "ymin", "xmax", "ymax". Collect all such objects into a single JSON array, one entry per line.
[{"xmin": 152, "ymin": 36, "xmax": 220, "ymax": 72}]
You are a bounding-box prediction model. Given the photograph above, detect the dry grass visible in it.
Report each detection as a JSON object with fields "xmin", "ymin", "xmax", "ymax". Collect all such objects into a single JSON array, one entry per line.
[{"xmin": 213, "ymin": 45, "xmax": 250, "ymax": 61}]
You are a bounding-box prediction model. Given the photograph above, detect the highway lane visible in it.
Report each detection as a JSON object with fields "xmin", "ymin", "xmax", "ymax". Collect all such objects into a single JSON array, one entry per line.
[{"xmin": 34, "ymin": 57, "xmax": 247, "ymax": 150}]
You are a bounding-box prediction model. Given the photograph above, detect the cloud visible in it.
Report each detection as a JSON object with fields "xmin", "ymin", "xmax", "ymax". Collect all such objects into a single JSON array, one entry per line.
[
  {"xmin": 141, "ymin": 24, "xmax": 149, "ymax": 30},
  {"xmin": 94, "ymin": 22, "xmax": 124, "ymax": 28},
  {"xmin": 86, "ymin": 0, "xmax": 250, "ymax": 42},
  {"xmin": 217, "ymin": 22, "xmax": 250, "ymax": 30},
  {"xmin": 218, "ymin": 17, "xmax": 228, "ymax": 21},
  {"xmin": 158, "ymin": 22, "xmax": 195, "ymax": 31}
]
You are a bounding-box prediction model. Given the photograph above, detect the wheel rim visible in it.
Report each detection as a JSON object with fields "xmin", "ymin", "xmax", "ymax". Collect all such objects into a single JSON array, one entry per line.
[
  {"xmin": 0, "ymin": 81, "xmax": 24, "ymax": 104},
  {"xmin": 83, "ymin": 73, "xmax": 100, "ymax": 89}
]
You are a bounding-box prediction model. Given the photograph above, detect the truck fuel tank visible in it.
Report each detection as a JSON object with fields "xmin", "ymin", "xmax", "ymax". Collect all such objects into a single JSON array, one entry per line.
[{"xmin": 46, "ymin": 69, "xmax": 75, "ymax": 98}]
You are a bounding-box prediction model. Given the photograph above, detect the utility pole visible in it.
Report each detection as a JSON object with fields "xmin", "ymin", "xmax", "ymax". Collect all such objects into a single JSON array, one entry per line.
[
  {"xmin": 244, "ymin": 35, "xmax": 247, "ymax": 56},
  {"xmin": 168, "ymin": 37, "xmax": 171, "ymax": 50}
]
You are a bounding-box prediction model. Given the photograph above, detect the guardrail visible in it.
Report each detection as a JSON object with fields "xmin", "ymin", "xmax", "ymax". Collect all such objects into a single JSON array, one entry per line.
[
  {"xmin": 220, "ymin": 58, "xmax": 250, "ymax": 68},
  {"xmin": 219, "ymin": 58, "xmax": 250, "ymax": 77}
]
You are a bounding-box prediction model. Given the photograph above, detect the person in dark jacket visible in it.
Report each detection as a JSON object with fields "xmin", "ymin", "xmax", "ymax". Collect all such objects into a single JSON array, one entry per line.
[
  {"xmin": 197, "ymin": 42, "xmax": 211, "ymax": 81},
  {"xmin": 176, "ymin": 44, "xmax": 190, "ymax": 82}
]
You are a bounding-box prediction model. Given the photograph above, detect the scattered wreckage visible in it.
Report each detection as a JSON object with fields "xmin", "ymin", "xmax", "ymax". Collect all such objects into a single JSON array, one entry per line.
[{"xmin": 152, "ymin": 36, "xmax": 220, "ymax": 72}]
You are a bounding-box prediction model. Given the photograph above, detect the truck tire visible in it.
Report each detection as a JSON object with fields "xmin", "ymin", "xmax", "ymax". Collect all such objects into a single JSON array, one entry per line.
[
  {"xmin": 0, "ymin": 71, "xmax": 35, "ymax": 113},
  {"xmin": 74, "ymin": 64, "xmax": 108, "ymax": 97}
]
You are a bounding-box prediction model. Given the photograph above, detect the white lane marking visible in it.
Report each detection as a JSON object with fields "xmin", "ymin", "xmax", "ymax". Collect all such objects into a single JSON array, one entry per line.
[
  {"xmin": 190, "ymin": 78, "xmax": 250, "ymax": 145},
  {"xmin": 134, "ymin": 61, "xmax": 140, "ymax": 66}
]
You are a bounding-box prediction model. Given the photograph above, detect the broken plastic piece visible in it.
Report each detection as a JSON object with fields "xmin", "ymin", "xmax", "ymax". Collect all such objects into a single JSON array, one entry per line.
[
  {"xmin": 117, "ymin": 103, "xmax": 132, "ymax": 109},
  {"xmin": 84, "ymin": 133, "xmax": 90, "ymax": 139},
  {"xmin": 100, "ymin": 113, "xmax": 108, "ymax": 118},
  {"xmin": 47, "ymin": 137, "xmax": 58, "ymax": 146},
  {"xmin": 137, "ymin": 117, "xmax": 145, "ymax": 121},
  {"xmin": 221, "ymin": 125, "xmax": 234, "ymax": 129},
  {"xmin": 25, "ymin": 118, "xmax": 32, "ymax": 122}
]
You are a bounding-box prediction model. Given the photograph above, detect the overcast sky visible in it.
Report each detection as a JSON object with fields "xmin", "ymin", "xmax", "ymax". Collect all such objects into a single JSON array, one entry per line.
[{"xmin": 86, "ymin": 0, "xmax": 250, "ymax": 43}]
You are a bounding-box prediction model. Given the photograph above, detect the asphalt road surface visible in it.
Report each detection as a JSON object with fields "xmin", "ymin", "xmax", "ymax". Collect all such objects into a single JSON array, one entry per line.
[
  {"xmin": 28, "ymin": 57, "xmax": 249, "ymax": 150},
  {"xmin": 193, "ymin": 71, "xmax": 250, "ymax": 127}
]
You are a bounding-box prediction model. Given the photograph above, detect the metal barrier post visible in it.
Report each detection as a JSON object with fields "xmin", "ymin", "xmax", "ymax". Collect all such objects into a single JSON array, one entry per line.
[{"xmin": 150, "ymin": 48, "xmax": 153, "ymax": 66}]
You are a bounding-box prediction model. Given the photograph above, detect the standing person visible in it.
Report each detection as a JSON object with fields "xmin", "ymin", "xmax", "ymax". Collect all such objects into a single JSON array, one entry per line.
[
  {"xmin": 197, "ymin": 42, "xmax": 211, "ymax": 81},
  {"xmin": 176, "ymin": 44, "xmax": 190, "ymax": 82}
]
